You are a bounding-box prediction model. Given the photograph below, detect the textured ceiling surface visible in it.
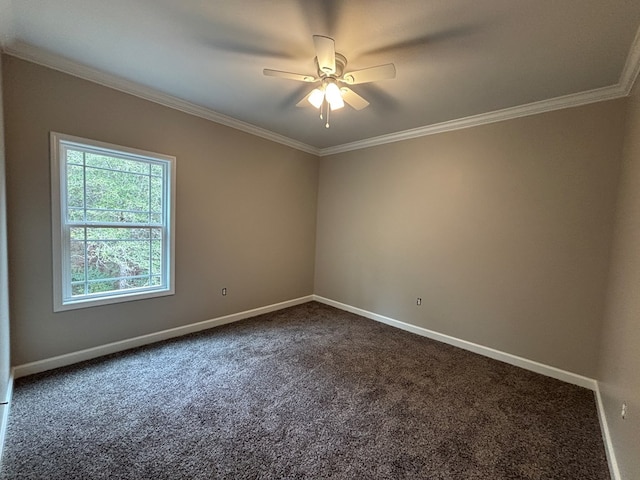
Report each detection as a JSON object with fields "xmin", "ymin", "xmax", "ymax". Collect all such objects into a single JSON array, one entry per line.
[{"xmin": 1, "ymin": 0, "xmax": 640, "ymax": 149}]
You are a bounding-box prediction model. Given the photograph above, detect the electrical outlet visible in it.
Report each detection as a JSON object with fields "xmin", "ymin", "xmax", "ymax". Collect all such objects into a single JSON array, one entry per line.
[
  {"xmin": 621, "ymin": 402, "xmax": 627, "ymax": 419},
  {"xmin": 222, "ymin": 287, "xmax": 227, "ymax": 296},
  {"xmin": 416, "ymin": 298, "xmax": 422, "ymax": 306}
]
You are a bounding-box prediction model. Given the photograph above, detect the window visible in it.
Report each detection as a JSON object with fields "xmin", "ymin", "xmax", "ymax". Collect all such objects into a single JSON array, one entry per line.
[{"xmin": 51, "ymin": 133, "xmax": 175, "ymax": 311}]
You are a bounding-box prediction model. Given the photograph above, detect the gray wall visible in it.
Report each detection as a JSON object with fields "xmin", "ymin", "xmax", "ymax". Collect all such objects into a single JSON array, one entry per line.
[
  {"xmin": 598, "ymin": 80, "xmax": 640, "ymax": 479},
  {"xmin": 3, "ymin": 55, "xmax": 319, "ymax": 365},
  {"xmin": 315, "ymin": 100, "xmax": 626, "ymax": 377},
  {"xmin": 0, "ymin": 53, "xmax": 10, "ymax": 402}
]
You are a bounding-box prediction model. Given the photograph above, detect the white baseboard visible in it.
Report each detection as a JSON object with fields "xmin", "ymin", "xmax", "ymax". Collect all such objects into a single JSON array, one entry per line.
[
  {"xmin": 13, "ymin": 295, "xmax": 314, "ymax": 379},
  {"xmin": 5, "ymin": 295, "xmax": 618, "ymax": 477},
  {"xmin": 0, "ymin": 369, "xmax": 13, "ymax": 467},
  {"xmin": 595, "ymin": 384, "xmax": 621, "ymax": 480},
  {"xmin": 313, "ymin": 295, "xmax": 597, "ymax": 391},
  {"xmin": 12, "ymin": 294, "xmax": 598, "ymax": 388}
]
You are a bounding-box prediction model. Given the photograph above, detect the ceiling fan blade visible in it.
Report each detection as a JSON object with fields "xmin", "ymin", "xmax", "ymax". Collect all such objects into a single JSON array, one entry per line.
[
  {"xmin": 342, "ymin": 63, "xmax": 396, "ymax": 85},
  {"xmin": 313, "ymin": 35, "xmax": 336, "ymax": 74},
  {"xmin": 361, "ymin": 25, "xmax": 481, "ymax": 57},
  {"xmin": 340, "ymin": 87, "xmax": 370, "ymax": 110},
  {"xmin": 263, "ymin": 69, "xmax": 317, "ymax": 82}
]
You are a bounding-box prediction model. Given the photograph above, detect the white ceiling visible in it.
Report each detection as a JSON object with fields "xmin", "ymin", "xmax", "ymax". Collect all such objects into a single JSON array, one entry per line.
[{"xmin": 1, "ymin": 0, "xmax": 640, "ymax": 153}]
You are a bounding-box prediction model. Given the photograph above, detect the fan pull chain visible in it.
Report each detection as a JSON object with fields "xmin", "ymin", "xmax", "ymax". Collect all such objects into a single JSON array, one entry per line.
[{"xmin": 317, "ymin": 97, "xmax": 331, "ymax": 128}]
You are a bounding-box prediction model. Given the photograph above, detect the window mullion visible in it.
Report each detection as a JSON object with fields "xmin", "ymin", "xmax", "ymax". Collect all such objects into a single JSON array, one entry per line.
[
  {"xmin": 148, "ymin": 163, "xmax": 152, "ymax": 225},
  {"xmin": 82, "ymin": 151, "xmax": 87, "ymax": 223},
  {"xmin": 148, "ymin": 163, "xmax": 152, "ymax": 287},
  {"xmin": 83, "ymin": 226, "xmax": 88, "ymax": 296},
  {"xmin": 148, "ymin": 228, "xmax": 153, "ymax": 287},
  {"xmin": 82, "ymin": 151, "xmax": 88, "ymax": 296}
]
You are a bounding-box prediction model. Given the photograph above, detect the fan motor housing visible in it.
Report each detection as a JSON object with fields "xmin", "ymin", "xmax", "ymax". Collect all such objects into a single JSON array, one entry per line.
[{"xmin": 316, "ymin": 53, "xmax": 347, "ymax": 78}]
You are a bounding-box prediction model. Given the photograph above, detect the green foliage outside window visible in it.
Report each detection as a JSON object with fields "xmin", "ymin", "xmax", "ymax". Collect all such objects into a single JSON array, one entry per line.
[{"xmin": 66, "ymin": 150, "xmax": 165, "ymax": 296}]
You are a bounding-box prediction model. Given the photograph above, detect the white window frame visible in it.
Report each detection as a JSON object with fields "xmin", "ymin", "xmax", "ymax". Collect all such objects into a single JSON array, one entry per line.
[{"xmin": 51, "ymin": 132, "xmax": 176, "ymax": 312}]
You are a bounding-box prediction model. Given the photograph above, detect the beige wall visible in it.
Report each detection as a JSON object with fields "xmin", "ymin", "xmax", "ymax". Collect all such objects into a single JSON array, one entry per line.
[
  {"xmin": 3, "ymin": 55, "xmax": 318, "ymax": 365},
  {"xmin": 598, "ymin": 80, "xmax": 640, "ymax": 479},
  {"xmin": 315, "ymin": 100, "xmax": 626, "ymax": 377},
  {"xmin": 0, "ymin": 53, "xmax": 10, "ymax": 401}
]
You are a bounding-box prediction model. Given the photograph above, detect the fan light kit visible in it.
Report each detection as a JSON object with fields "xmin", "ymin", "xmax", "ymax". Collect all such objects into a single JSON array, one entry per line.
[{"xmin": 264, "ymin": 35, "xmax": 396, "ymax": 128}]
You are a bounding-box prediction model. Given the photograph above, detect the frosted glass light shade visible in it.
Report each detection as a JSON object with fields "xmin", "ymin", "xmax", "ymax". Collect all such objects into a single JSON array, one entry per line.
[
  {"xmin": 325, "ymin": 82, "xmax": 344, "ymax": 110},
  {"xmin": 308, "ymin": 88, "xmax": 324, "ymax": 109}
]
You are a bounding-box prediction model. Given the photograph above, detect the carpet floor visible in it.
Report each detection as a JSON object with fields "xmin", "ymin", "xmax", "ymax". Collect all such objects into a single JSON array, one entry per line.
[{"xmin": 1, "ymin": 302, "xmax": 609, "ymax": 479}]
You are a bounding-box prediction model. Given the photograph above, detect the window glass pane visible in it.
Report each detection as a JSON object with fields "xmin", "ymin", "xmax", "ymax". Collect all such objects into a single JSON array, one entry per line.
[
  {"xmin": 85, "ymin": 167, "xmax": 150, "ymax": 222},
  {"xmin": 151, "ymin": 238, "xmax": 162, "ymax": 274},
  {"xmin": 83, "ymin": 209, "xmax": 150, "ymax": 224},
  {"xmin": 68, "ymin": 208, "xmax": 85, "ymax": 222},
  {"xmin": 67, "ymin": 164, "xmax": 85, "ymax": 210},
  {"xmin": 129, "ymin": 277, "xmax": 151, "ymax": 288},
  {"xmin": 150, "ymin": 176, "xmax": 163, "ymax": 215},
  {"xmin": 70, "ymin": 228, "xmax": 85, "ymax": 240},
  {"xmin": 70, "ymin": 232, "xmax": 86, "ymax": 284},
  {"xmin": 66, "ymin": 149, "xmax": 84, "ymax": 166},
  {"xmin": 85, "ymin": 153, "xmax": 149, "ymax": 175},
  {"xmin": 88, "ymin": 280, "xmax": 118, "ymax": 295},
  {"xmin": 85, "ymin": 227, "xmax": 151, "ymax": 240},
  {"xmin": 150, "ymin": 164, "xmax": 164, "ymax": 177}
]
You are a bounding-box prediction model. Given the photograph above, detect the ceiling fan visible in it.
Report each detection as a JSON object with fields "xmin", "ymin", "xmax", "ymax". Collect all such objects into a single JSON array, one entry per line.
[{"xmin": 263, "ymin": 35, "xmax": 396, "ymax": 128}]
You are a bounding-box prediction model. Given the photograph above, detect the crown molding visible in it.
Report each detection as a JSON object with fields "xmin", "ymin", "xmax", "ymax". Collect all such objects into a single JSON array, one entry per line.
[
  {"xmin": 2, "ymin": 42, "xmax": 320, "ymax": 156},
  {"xmin": 4, "ymin": 28, "xmax": 640, "ymax": 159},
  {"xmin": 318, "ymin": 84, "xmax": 625, "ymax": 156},
  {"xmin": 320, "ymin": 22, "xmax": 640, "ymax": 156},
  {"xmin": 620, "ymin": 23, "xmax": 640, "ymax": 95}
]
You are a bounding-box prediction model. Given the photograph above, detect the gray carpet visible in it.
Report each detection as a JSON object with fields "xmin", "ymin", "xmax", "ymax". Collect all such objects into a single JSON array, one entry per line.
[{"xmin": 1, "ymin": 302, "xmax": 609, "ymax": 479}]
